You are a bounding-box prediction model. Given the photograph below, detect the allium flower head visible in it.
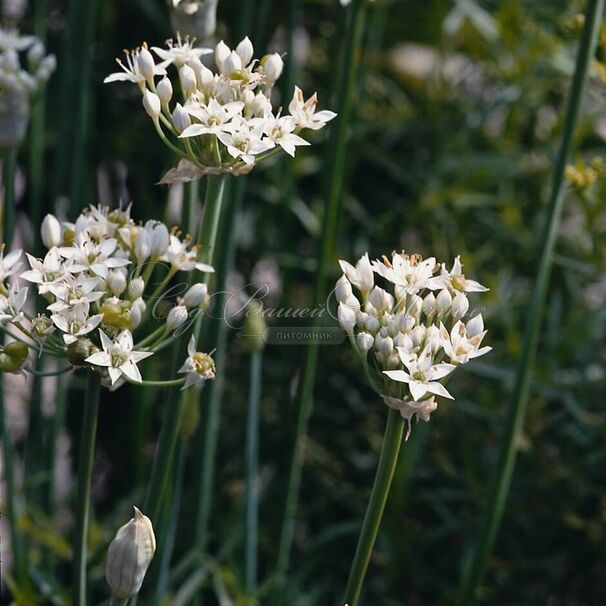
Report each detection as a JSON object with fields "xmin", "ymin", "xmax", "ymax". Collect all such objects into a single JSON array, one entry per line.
[
  {"xmin": 1, "ymin": 204, "xmax": 215, "ymax": 390},
  {"xmin": 337, "ymin": 250, "xmax": 491, "ymax": 438},
  {"xmin": 105, "ymin": 36, "xmax": 336, "ymax": 182}
]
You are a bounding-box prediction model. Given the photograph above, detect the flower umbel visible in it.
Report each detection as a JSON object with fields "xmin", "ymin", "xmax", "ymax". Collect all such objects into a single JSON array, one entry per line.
[{"xmin": 337, "ymin": 250, "xmax": 491, "ymax": 438}]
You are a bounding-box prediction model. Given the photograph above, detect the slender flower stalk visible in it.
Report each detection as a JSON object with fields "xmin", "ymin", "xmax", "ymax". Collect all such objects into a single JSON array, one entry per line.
[
  {"xmin": 72, "ymin": 371, "xmax": 101, "ymax": 606},
  {"xmin": 458, "ymin": 1, "xmax": 605, "ymax": 603},
  {"xmin": 2, "ymin": 149, "xmax": 17, "ymax": 246},
  {"xmin": 276, "ymin": 0, "xmax": 368, "ymax": 579},
  {"xmin": 245, "ymin": 348, "xmax": 263, "ymax": 594},
  {"xmin": 343, "ymin": 409, "xmax": 404, "ymax": 606}
]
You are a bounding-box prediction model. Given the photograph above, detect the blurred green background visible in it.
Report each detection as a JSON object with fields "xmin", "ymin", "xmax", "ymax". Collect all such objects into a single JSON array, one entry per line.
[{"xmin": 6, "ymin": 0, "xmax": 606, "ymax": 604}]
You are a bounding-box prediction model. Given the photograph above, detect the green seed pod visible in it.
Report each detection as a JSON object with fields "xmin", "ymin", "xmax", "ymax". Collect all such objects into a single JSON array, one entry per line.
[
  {"xmin": 67, "ymin": 338, "xmax": 98, "ymax": 367},
  {"xmin": 0, "ymin": 341, "xmax": 28, "ymax": 372}
]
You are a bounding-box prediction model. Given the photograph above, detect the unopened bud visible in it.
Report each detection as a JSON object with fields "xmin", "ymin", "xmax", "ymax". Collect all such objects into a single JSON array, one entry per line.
[
  {"xmin": 105, "ymin": 507, "xmax": 156, "ymax": 600},
  {"xmin": 338, "ymin": 301, "xmax": 356, "ymax": 334},
  {"xmin": 436, "ymin": 289, "xmax": 452, "ymax": 315},
  {"xmin": 142, "ymin": 89, "xmax": 161, "ymax": 120},
  {"xmin": 156, "ymin": 77, "xmax": 173, "ymax": 106},
  {"xmin": 41, "ymin": 214, "xmax": 62, "ymax": 249},
  {"xmin": 150, "ymin": 224, "xmax": 170, "ymax": 258},
  {"xmin": 167, "ymin": 305, "xmax": 189, "ymax": 331},
  {"xmin": 134, "ymin": 230, "xmax": 151, "ymax": 262},
  {"xmin": 128, "ymin": 278, "xmax": 145, "ymax": 300},
  {"xmin": 172, "ymin": 103, "xmax": 191, "ymax": 134},
  {"xmin": 215, "ymin": 40, "xmax": 230, "ymax": 71},
  {"xmin": 137, "ymin": 46, "xmax": 156, "ymax": 82},
  {"xmin": 108, "ymin": 270, "xmax": 127, "ymax": 296},
  {"xmin": 261, "ymin": 53, "xmax": 283, "ymax": 84},
  {"xmin": 236, "ymin": 36, "xmax": 254, "ymax": 66},
  {"xmin": 222, "ymin": 50, "xmax": 242, "ymax": 75},
  {"xmin": 357, "ymin": 331, "xmax": 374, "ymax": 353},
  {"xmin": 451, "ymin": 292, "xmax": 469, "ymax": 319},
  {"xmin": 179, "ymin": 64, "xmax": 197, "ymax": 98},
  {"xmin": 183, "ymin": 283, "xmax": 208, "ymax": 307}
]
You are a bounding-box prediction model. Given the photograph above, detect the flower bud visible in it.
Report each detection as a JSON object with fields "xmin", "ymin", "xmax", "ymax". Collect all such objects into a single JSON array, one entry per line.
[
  {"xmin": 423, "ymin": 292, "xmax": 437, "ymax": 318},
  {"xmin": 134, "ymin": 230, "xmax": 151, "ymax": 262},
  {"xmin": 137, "ymin": 46, "xmax": 156, "ymax": 82},
  {"xmin": 425, "ymin": 325, "xmax": 441, "ymax": 353},
  {"xmin": 108, "ymin": 270, "xmax": 127, "ymax": 296},
  {"xmin": 183, "ymin": 283, "xmax": 208, "ymax": 308},
  {"xmin": 335, "ymin": 274, "xmax": 353, "ymax": 305},
  {"xmin": 252, "ymin": 92, "xmax": 271, "ymax": 116},
  {"xmin": 106, "ymin": 507, "xmax": 156, "ymax": 600},
  {"xmin": 172, "ymin": 103, "xmax": 191, "ymax": 134},
  {"xmin": 222, "ymin": 50, "xmax": 242, "ymax": 75},
  {"xmin": 130, "ymin": 302, "xmax": 142, "ymax": 329},
  {"xmin": 142, "ymin": 89, "xmax": 161, "ymax": 120},
  {"xmin": 261, "ymin": 53, "xmax": 283, "ymax": 84},
  {"xmin": 179, "ymin": 64, "xmax": 197, "ymax": 98},
  {"xmin": 466, "ymin": 314, "xmax": 484, "ymax": 337},
  {"xmin": 128, "ymin": 278, "xmax": 145, "ymax": 300},
  {"xmin": 150, "ymin": 224, "xmax": 170, "ymax": 257},
  {"xmin": 375, "ymin": 334, "xmax": 393, "ymax": 357},
  {"xmin": 236, "ymin": 37, "xmax": 254, "ymax": 66},
  {"xmin": 436, "ymin": 289, "xmax": 452, "ymax": 315},
  {"xmin": 41, "ymin": 214, "xmax": 62, "ymax": 249},
  {"xmin": 338, "ymin": 301, "xmax": 356, "ymax": 334},
  {"xmin": 167, "ymin": 305, "xmax": 189, "ymax": 331},
  {"xmin": 451, "ymin": 292, "xmax": 469, "ymax": 319},
  {"xmin": 408, "ymin": 294, "xmax": 423, "ymax": 318},
  {"xmin": 365, "ymin": 315, "xmax": 380, "ymax": 335},
  {"xmin": 357, "ymin": 331, "xmax": 374, "ymax": 353},
  {"xmin": 215, "ymin": 40, "xmax": 230, "ymax": 71},
  {"xmin": 156, "ymin": 77, "xmax": 173, "ymax": 107}
]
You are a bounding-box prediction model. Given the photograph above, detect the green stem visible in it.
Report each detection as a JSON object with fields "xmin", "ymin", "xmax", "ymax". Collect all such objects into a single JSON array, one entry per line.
[
  {"xmin": 73, "ymin": 372, "xmax": 101, "ymax": 606},
  {"xmin": 458, "ymin": 2, "xmax": 604, "ymax": 603},
  {"xmin": 183, "ymin": 180, "xmax": 199, "ymax": 236},
  {"xmin": 193, "ymin": 177, "xmax": 245, "ymax": 555},
  {"xmin": 343, "ymin": 409, "xmax": 404, "ymax": 606},
  {"xmin": 2, "ymin": 148, "xmax": 17, "ymax": 248},
  {"xmin": 0, "ymin": 375, "xmax": 28, "ymax": 586},
  {"xmin": 275, "ymin": 0, "xmax": 367, "ymax": 579},
  {"xmin": 245, "ymin": 350, "xmax": 263, "ymax": 594},
  {"xmin": 140, "ymin": 174, "xmax": 227, "ymax": 539}
]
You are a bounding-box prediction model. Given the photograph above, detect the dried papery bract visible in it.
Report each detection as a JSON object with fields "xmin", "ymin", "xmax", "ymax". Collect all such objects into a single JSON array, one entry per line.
[
  {"xmin": 104, "ymin": 35, "xmax": 336, "ymax": 183},
  {"xmin": 105, "ymin": 507, "xmax": 156, "ymax": 600}
]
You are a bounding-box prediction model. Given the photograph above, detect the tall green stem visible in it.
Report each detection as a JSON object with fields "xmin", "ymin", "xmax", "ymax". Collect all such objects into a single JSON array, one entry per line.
[
  {"xmin": 2, "ymin": 149, "xmax": 17, "ymax": 247},
  {"xmin": 343, "ymin": 409, "xmax": 404, "ymax": 606},
  {"xmin": 245, "ymin": 350, "xmax": 263, "ymax": 594},
  {"xmin": 140, "ymin": 175, "xmax": 226, "ymax": 530},
  {"xmin": 73, "ymin": 372, "xmax": 101, "ymax": 606},
  {"xmin": 193, "ymin": 177, "xmax": 246, "ymax": 556},
  {"xmin": 459, "ymin": 2, "xmax": 604, "ymax": 603},
  {"xmin": 0, "ymin": 375, "xmax": 27, "ymax": 586},
  {"xmin": 276, "ymin": 0, "xmax": 367, "ymax": 578}
]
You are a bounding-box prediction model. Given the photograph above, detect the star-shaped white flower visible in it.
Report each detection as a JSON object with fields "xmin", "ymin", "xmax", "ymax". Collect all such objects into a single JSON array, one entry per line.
[
  {"xmin": 59, "ymin": 234, "xmax": 130, "ymax": 279},
  {"xmin": 180, "ymin": 99, "xmax": 244, "ymax": 138},
  {"xmin": 0, "ymin": 284, "xmax": 28, "ymax": 325},
  {"xmin": 372, "ymin": 253, "xmax": 440, "ymax": 295},
  {"xmin": 0, "ymin": 247, "xmax": 22, "ymax": 282},
  {"xmin": 216, "ymin": 116, "xmax": 273, "ymax": 165},
  {"xmin": 85, "ymin": 330, "xmax": 154, "ymax": 384},
  {"xmin": 262, "ymin": 114, "xmax": 309, "ymax": 157},
  {"xmin": 383, "ymin": 346, "xmax": 455, "ymax": 401},
  {"xmin": 178, "ymin": 336, "xmax": 216, "ymax": 390},
  {"xmin": 51, "ymin": 301, "xmax": 103, "ymax": 344},
  {"xmin": 440, "ymin": 256, "xmax": 488, "ymax": 293},
  {"xmin": 440, "ymin": 320, "xmax": 491, "ymax": 365},
  {"xmin": 151, "ymin": 34, "xmax": 212, "ymax": 68},
  {"xmin": 288, "ymin": 86, "xmax": 337, "ymax": 131},
  {"xmin": 338, "ymin": 253, "xmax": 374, "ymax": 294},
  {"xmin": 104, "ymin": 47, "xmax": 166, "ymax": 87},
  {"xmin": 164, "ymin": 235, "xmax": 214, "ymax": 274},
  {"xmin": 21, "ymin": 248, "xmax": 66, "ymax": 295}
]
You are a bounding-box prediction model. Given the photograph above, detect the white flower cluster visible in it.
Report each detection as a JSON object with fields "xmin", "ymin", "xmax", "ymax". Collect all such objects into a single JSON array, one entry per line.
[
  {"xmin": 104, "ymin": 35, "xmax": 336, "ymax": 182},
  {"xmin": 336, "ymin": 252, "xmax": 491, "ymax": 438},
  {"xmin": 0, "ymin": 205, "xmax": 215, "ymax": 390},
  {"xmin": 0, "ymin": 28, "xmax": 55, "ymax": 148}
]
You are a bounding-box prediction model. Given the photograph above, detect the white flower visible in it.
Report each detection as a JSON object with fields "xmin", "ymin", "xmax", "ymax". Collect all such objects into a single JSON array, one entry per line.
[
  {"xmin": 104, "ymin": 46, "xmax": 166, "ymax": 88},
  {"xmin": 164, "ymin": 234, "xmax": 214, "ymax": 273},
  {"xmin": 0, "ymin": 247, "xmax": 22, "ymax": 282},
  {"xmin": 216, "ymin": 117, "xmax": 273, "ymax": 165},
  {"xmin": 51, "ymin": 301, "xmax": 103, "ymax": 344},
  {"xmin": 182, "ymin": 283, "xmax": 207, "ymax": 307},
  {"xmin": 263, "ymin": 114, "xmax": 309, "ymax": 157},
  {"xmin": 178, "ymin": 336, "xmax": 215, "ymax": 390},
  {"xmin": 440, "ymin": 320, "xmax": 491, "ymax": 365},
  {"xmin": 260, "ymin": 53, "xmax": 284, "ymax": 84},
  {"xmin": 180, "ymin": 99, "xmax": 244, "ymax": 137},
  {"xmin": 440, "ymin": 256, "xmax": 488, "ymax": 293},
  {"xmin": 21, "ymin": 248, "xmax": 66, "ymax": 294},
  {"xmin": 86, "ymin": 330, "xmax": 153, "ymax": 384},
  {"xmin": 151, "ymin": 34, "xmax": 212, "ymax": 69},
  {"xmin": 288, "ymin": 86, "xmax": 337, "ymax": 131},
  {"xmin": 338, "ymin": 253, "xmax": 373, "ymax": 294},
  {"xmin": 383, "ymin": 346, "xmax": 455, "ymax": 401},
  {"xmin": 235, "ymin": 37, "xmax": 254, "ymax": 66},
  {"xmin": 0, "ymin": 283, "xmax": 28, "ymax": 325},
  {"xmin": 372, "ymin": 253, "xmax": 439, "ymax": 295},
  {"xmin": 59, "ymin": 234, "xmax": 130, "ymax": 279},
  {"xmin": 166, "ymin": 305, "xmax": 189, "ymax": 331}
]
